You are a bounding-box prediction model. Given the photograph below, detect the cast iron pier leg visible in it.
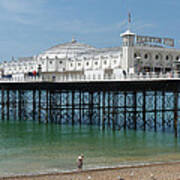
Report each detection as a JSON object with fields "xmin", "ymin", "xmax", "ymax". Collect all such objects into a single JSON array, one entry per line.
[
  {"xmin": 154, "ymin": 91, "xmax": 157, "ymax": 131},
  {"xmin": 174, "ymin": 91, "xmax": 178, "ymax": 138},
  {"xmin": 1, "ymin": 88, "xmax": 4, "ymax": 121},
  {"xmin": 7, "ymin": 90, "xmax": 10, "ymax": 121},
  {"xmin": 72, "ymin": 91, "xmax": 75, "ymax": 126},
  {"xmin": 46, "ymin": 90, "xmax": 49, "ymax": 124},
  {"xmin": 133, "ymin": 91, "xmax": 137, "ymax": 130},
  {"xmin": 143, "ymin": 91, "xmax": 146, "ymax": 131},
  {"xmin": 38, "ymin": 89, "xmax": 41, "ymax": 123},
  {"xmin": 124, "ymin": 92, "xmax": 127, "ymax": 130},
  {"xmin": 33, "ymin": 90, "xmax": 36, "ymax": 121}
]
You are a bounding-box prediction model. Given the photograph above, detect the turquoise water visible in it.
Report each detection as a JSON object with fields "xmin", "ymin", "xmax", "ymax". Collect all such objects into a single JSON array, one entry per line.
[{"xmin": 0, "ymin": 120, "xmax": 180, "ymax": 177}]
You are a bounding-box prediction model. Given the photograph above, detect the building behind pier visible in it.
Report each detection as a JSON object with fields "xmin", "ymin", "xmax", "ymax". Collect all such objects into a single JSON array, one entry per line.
[{"xmin": 0, "ymin": 28, "xmax": 180, "ymax": 80}]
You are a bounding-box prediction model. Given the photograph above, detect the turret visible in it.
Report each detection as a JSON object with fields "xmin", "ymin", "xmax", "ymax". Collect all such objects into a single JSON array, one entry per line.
[
  {"xmin": 120, "ymin": 29, "xmax": 136, "ymax": 73},
  {"xmin": 120, "ymin": 29, "xmax": 135, "ymax": 47}
]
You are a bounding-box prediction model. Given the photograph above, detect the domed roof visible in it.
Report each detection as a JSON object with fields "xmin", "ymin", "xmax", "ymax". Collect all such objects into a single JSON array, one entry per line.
[{"xmin": 39, "ymin": 39, "xmax": 96, "ymax": 59}]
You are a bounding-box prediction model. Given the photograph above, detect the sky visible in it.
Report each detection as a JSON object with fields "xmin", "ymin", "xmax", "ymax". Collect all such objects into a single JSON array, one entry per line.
[{"xmin": 0, "ymin": 0, "xmax": 180, "ymax": 60}]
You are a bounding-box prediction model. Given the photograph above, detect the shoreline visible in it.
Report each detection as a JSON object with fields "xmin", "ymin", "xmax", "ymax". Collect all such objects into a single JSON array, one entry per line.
[{"xmin": 1, "ymin": 160, "xmax": 180, "ymax": 180}]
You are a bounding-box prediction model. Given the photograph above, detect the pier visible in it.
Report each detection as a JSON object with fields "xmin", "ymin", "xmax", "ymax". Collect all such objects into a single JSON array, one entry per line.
[
  {"xmin": 0, "ymin": 27, "xmax": 180, "ymax": 137},
  {"xmin": 0, "ymin": 75, "xmax": 180, "ymax": 137}
]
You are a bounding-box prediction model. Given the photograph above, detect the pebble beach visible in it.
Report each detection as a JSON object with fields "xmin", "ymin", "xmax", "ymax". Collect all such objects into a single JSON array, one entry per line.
[{"xmin": 2, "ymin": 162, "xmax": 180, "ymax": 180}]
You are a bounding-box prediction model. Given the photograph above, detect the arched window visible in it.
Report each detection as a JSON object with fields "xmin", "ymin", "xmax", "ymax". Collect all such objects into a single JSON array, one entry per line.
[
  {"xmin": 155, "ymin": 55, "xmax": 159, "ymax": 60},
  {"xmin": 144, "ymin": 54, "xmax": 148, "ymax": 59}
]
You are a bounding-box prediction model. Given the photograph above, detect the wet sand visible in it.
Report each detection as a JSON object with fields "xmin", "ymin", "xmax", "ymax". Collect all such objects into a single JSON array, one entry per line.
[{"xmin": 1, "ymin": 162, "xmax": 180, "ymax": 180}]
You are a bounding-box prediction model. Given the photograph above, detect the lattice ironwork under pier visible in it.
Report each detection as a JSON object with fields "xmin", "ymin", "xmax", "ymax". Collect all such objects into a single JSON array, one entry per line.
[{"xmin": 0, "ymin": 80, "xmax": 179, "ymax": 137}]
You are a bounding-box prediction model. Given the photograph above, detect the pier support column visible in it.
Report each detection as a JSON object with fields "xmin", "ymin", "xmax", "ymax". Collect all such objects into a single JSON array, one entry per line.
[
  {"xmin": 82, "ymin": 92, "xmax": 85, "ymax": 123},
  {"xmin": 143, "ymin": 91, "xmax": 146, "ymax": 131},
  {"xmin": 18, "ymin": 90, "xmax": 22, "ymax": 121},
  {"xmin": 13, "ymin": 90, "xmax": 17, "ymax": 120},
  {"xmin": 72, "ymin": 91, "xmax": 75, "ymax": 126},
  {"xmin": 33, "ymin": 90, "xmax": 36, "ymax": 121},
  {"xmin": 154, "ymin": 91, "xmax": 157, "ymax": 131},
  {"xmin": 49, "ymin": 91, "xmax": 52, "ymax": 122},
  {"xmin": 89, "ymin": 92, "xmax": 93, "ymax": 125},
  {"xmin": 112, "ymin": 92, "xmax": 116, "ymax": 130},
  {"xmin": 38, "ymin": 89, "xmax": 41, "ymax": 123},
  {"xmin": 7, "ymin": 90, "xmax": 10, "ymax": 121},
  {"xmin": 66, "ymin": 91, "xmax": 69, "ymax": 124},
  {"xmin": 124, "ymin": 92, "xmax": 127, "ymax": 130},
  {"xmin": 162, "ymin": 91, "xmax": 165, "ymax": 131},
  {"xmin": 46, "ymin": 90, "xmax": 49, "ymax": 124},
  {"xmin": 59, "ymin": 91, "xmax": 62, "ymax": 124},
  {"xmin": 174, "ymin": 91, "xmax": 178, "ymax": 138},
  {"xmin": 79, "ymin": 91, "xmax": 82, "ymax": 126},
  {"xmin": 98, "ymin": 91, "xmax": 101, "ymax": 127},
  {"xmin": 1, "ymin": 88, "xmax": 5, "ymax": 120},
  {"xmin": 102, "ymin": 91, "xmax": 105, "ymax": 130},
  {"xmin": 133, "ymin": 91, "xmax": 137, "ymax": 130},
  {"xmin": 107, "ymin": 91, "xmax": 110, "ymax": 127}
]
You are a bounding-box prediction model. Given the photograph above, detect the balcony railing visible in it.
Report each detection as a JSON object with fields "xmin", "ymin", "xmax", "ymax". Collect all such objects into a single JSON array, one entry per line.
[{"xmin": 0, "ymin": 72, "xmax": 179, "ymax": 83}]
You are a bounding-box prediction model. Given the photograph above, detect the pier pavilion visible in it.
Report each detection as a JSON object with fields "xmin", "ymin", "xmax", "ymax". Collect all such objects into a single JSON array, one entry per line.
[
  {"xmin": 0, "ymin": 29, "xmax": 180, "ymax": 137},
  {"xmin": 0, "ymin": 29, "xmax": 180, "ymax": 80}
]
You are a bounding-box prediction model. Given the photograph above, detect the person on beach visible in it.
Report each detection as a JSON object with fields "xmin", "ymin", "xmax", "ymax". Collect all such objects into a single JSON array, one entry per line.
[{"xmin": 77, "ymin": 154, "xmax": 84, "ymax": 170}]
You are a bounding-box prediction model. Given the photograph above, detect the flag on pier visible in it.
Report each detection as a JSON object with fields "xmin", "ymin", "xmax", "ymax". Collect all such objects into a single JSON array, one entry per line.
[{"xmin": 128, "ymin": 12, "xmax": 131, "ymax": 23}]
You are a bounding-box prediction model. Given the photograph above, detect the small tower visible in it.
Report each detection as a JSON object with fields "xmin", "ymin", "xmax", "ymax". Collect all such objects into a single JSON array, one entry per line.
[
  {"xmin": 120, "ymin": 13, "xmax": 136, "ymax": 73},
  {"xmin": 120, "ymin": 29, "xmax": 135, "ymax": 47}
]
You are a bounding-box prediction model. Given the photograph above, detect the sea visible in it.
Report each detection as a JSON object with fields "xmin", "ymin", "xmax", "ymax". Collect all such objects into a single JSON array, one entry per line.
[{"xmin": 0, "ymin": 120, "xmax": 180, "ymax": 177}]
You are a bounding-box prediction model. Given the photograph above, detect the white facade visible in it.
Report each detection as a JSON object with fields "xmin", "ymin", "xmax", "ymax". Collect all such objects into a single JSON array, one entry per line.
[{"xmin": 1, "ymin": 30, "xmax": 180, "ymax": 79}]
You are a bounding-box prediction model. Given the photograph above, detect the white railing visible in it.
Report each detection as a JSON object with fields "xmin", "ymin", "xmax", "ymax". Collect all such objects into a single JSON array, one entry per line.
[{"xmin": 0, "ymin": 72, "xmax": 179, "ymax": 83}]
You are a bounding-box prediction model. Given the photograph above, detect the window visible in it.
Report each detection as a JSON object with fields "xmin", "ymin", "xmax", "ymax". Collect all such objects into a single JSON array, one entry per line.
[
  {"xmin": 155, "ymin": 55, "xmax": 159, "ymax": 60},
  {"xmin": 176, "ymin": 56, "xmax": 179, "ymax": 61},
  {"xmin": 78, "ymin": 63, "xmax": 81, "ymax": 66},
  {"xmin": 86, "ymin": 62, "xmax": 89, "ymax": 66},
  {"xmin": 70, "ymin": 63, "xmax": 73, "ymax": 67},
  {"xmin": 134, "ymin": 53, "xmax": 137, "ymax": 58},
  {"xmin": 55, "ymin": 56, "xmax": 58, "ymax": 59},
  {"xmin": 166, "ymin": 55, "xmax": 169, "ymax": 60},
  {"xmin": 59, "ymin": 61, "xmax": 63, "ymax": 64},
  {"xmin": 114, "ymin": 60, "xmax": 117, "ymax": 64},
  {"xmin": 95, "ymin": 61, "xmax": 98, "ymax": 65},
  {"xmin": 104, "ymin": 61, "xmax": 107, "ymax": 65},
  {"xmin": 144, "ymin": 54, "xmax": 148, "ymax": 59},
  {"xmin": 49, "ymin": 61, "xmax": 52, "ymax": 64}
]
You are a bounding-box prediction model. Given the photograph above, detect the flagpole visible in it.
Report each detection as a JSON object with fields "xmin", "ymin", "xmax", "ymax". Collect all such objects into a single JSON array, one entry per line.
[{"xmin": 128, "ymin": 12, "xmax": 131, "ymax": 30}]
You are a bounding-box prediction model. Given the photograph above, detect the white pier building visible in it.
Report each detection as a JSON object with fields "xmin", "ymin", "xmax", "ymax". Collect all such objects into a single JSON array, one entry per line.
[{"xmin": 1, "ymin": 29, "xmax": 180, "ymax": 82}]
